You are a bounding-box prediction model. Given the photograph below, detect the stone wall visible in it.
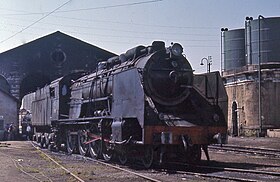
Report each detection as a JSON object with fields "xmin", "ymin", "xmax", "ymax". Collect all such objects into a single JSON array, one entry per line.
[{"xmin": 224, "ymin": 66, "xmax": 280, "ymax": 136}]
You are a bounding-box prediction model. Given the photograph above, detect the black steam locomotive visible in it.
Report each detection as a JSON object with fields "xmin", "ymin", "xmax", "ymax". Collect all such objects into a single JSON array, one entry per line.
[{"xmin": 21, "ymin": 41, "xmax": 228, "ymax": 168}]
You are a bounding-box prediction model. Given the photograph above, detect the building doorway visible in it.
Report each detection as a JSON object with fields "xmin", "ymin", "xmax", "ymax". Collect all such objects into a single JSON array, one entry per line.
[{"xmin": 232, "ymin": 101, "xmax": 238, "ymax": 136}]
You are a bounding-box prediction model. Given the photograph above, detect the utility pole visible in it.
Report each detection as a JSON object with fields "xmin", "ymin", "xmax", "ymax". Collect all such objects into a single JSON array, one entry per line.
[{"xmin": 258, "ymin": 15, "xmax": 264, "ymax": 136}]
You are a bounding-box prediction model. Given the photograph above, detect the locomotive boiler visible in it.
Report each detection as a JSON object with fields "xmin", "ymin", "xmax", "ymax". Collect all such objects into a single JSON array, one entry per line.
[{"xmin": 23, "ymin": 41, "xmax": 228, "ymax": 168}]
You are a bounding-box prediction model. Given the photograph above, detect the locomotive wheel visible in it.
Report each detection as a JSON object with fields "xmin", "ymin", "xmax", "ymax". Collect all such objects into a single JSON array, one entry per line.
[
  {"xmin": 89, "ymin": 140, "xmax": 101, "ymax": 159},
  {"xmin": 66, "ymin": 130, "xmax": 76, "ymax": 154},
  {"xmin": 103, "ymin": 151, "xmax": 113, "ymax": 161},
  {"xmin": 45, "ymin": 133, "xmax": 50, "ymax": 148},
  {"xmin": 102, "ymin": 142, "xmax": 113, "ymax": 161},
  {"xmin": 47, "ymin": 133, "xmax": 55, "ymax": 151},
  {"xmin": 186, "ymin": 144, "xmax": 202, "ymax": 164},
  {"xmin": 43, "ymin": 133, "xmax": 50, "ymax": 148},
  {"xmin": 77, "ymin": 130, "xmax": 89, "ymax": 156},
  {"xmin": 40, "ymin": 136, "xmax": 46, "ymax": 148},
  {"xmin": 118, "ymin": 150, "xmax": 128, "ymax": 165},
  {"xmin": 142, "ymin": 146, "xmax": 154, "ymax": 169},
  {"xmin": 36, "ymin": 134, "xmax": 41, "ymax": 143}
]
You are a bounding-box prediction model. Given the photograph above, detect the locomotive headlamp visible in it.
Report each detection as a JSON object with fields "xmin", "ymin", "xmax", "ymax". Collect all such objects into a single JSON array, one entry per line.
[{"xmin": 171, "ymin": 43, "xmax": 183, "ymax": 56}]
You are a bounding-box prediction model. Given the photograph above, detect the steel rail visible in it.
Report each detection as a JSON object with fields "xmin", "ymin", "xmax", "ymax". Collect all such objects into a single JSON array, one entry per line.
[
  {"xmin": 0, "ymin": 148, "xmax": 50, "ymax": 182},
  {"xmin": 209, "ymin": 145, "xmax": 280, "ymax": 157},
  {"xmin": 212, "ymin": 144, "xmax": 280, "ymax": 152},
  {"xmin": 32, "ymin": 141, "xmax": 161, "ymax": 182},
  {"xmin": 167, "ymin": 162, "xmax": 280, "ymax": 181},
  {"xmin": 30, "ymin": 142, "xmax": 85, "ymax": 182},
  {"xmin": 77, "ymin": 154, "xmax": 162, "ymax": 182},
  {"xmin": 195, "ymin": 164, "xmax": 280, "ymax": 177},
  {"xmin": 172, "ymin": 170, "xmax": 259, "ymax": 182}
]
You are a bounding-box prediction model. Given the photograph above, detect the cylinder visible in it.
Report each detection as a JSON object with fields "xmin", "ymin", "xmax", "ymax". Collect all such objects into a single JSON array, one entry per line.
[
  {"xmin": 224, "ymin": 29, "xmax": 246, "ymax": 71},
  {"xmin": 250, "ymin": 17, "xmax": 280, "ymax": 64}
]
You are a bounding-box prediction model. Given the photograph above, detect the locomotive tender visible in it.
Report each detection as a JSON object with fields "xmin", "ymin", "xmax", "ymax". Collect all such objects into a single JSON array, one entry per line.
[{"xmin": 22, "ymin": 41, "xmax": 228, "ymax": 168}]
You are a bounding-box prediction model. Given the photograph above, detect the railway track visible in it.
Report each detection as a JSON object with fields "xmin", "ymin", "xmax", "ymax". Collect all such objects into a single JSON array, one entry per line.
[
  {"xmin": 79, "ymin": 155, "xmax": 162, "ymax": 182},
  {"xmin": 209, "ymin": 144, "xmax": 280, "ymax": 158},
  {"xmin": 163, "ymin": 168, "xmax": 280, "ymax": 182},
  {"xmin": 0, "ymin": 142, "xmax": 55, "ymax": 182},
  {"xmin": 29, "ymin": 141, "xmax": 280, "ymax": 181},
  {"xmin": 31, "ymin": 142, "xmax": 86, "ymax": 182},
  {"xmin": 161, "ymin": 162, "xmax": 280, "ymax": 182},
  {"xmin": 31, "ymin": 141, "xmax": 162, "ymax": 182},
  {"xmin": 1, "ymin": 142, "xmax": 95, "ymax": 182}
]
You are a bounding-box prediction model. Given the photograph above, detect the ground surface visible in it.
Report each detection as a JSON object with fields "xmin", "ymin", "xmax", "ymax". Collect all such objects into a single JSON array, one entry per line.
[
  {"xmin": 227, "ymin": 136, "xmax": 280, "ymax": 149},
  {"xmin": 0, "ymin": 136, "xmax": 279, "ymax": 182}
]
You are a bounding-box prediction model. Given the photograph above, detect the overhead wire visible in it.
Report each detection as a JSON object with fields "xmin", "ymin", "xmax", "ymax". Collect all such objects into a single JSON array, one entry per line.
[
  {"xmin": 2, "ymin": 21, "xmax": 219, "ymax": 44},
  {"xmin": 0, "ymin": 0, "xmax": 219, "ymax": 30},
  {"xmin": 0, "ymin": 0, "xmax": 163, "ymax": 16},
  {"xmin": 0, "ymin": 0, "xmax": 220, "ymax": 49},
  {"xmin": 0, "ymin": 0, "xmax": 72, "ymax": 44},
  {"xmin": 2, "ymin": 16, "xmax": 219, "ymax": 36},
  {"xmin": 2, "ymin": 13, "xmax": 220, "ymax": 39},
  {"xmin": 51, "ymin": 15, "xmax": 220, "ymax": 30}
]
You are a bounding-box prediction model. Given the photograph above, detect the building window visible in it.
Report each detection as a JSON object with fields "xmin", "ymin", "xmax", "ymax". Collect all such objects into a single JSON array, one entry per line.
[
  {"xmin": 50, "ymin": 87, "xmax": 55, "ymax": 98},
  {"xmin": 51, "ymin": 49, "xmax": 66, "ymax": 64}
]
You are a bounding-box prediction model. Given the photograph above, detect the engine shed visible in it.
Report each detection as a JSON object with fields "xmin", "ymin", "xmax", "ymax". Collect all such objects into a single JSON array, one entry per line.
[
  {"xmin": 0, "ymin": 31, "xmax": 116, "ymax": 100},
  {"xmin": 0, "ymin": 31, "xmax": 116, "ymax": 140}
]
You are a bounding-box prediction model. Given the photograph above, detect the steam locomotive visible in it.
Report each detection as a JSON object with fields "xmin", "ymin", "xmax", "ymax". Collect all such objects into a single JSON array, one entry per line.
[{"xmin": 21, "ymin": 41, "xmax": 228, "ymax": 168}]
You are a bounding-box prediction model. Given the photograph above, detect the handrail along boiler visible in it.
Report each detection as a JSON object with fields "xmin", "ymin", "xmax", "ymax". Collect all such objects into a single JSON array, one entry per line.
[{"xmin": 22, "ymin": 41, "xmax": 228, "ymax": 168}]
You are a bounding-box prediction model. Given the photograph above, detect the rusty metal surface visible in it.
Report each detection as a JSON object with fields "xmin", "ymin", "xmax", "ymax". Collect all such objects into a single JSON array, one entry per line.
[{"xmin": 144, "ymin": 125, "xmax": 227, "ymax": 144}]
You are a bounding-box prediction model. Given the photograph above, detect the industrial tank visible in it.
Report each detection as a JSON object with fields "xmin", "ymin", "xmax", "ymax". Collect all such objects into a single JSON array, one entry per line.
[
  {"xmin": 224, "ymin": 29, "xmax": 246, "ymax": 71},
  {"xmin": 250, "ymin": 17, "xmax": 280, "ymax": 64}
]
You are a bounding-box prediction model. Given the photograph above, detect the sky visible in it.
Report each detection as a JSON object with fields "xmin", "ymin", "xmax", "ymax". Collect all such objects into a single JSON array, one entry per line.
[{"xmin": 0, "ymin": 0, "xmax": 279, "ymax": 73}]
